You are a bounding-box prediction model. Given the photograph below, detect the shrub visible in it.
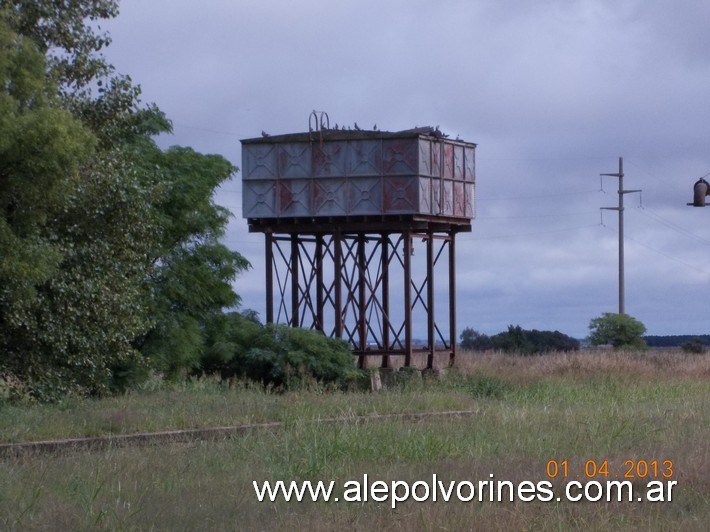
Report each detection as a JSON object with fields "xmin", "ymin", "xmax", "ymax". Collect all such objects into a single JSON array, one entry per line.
[
  {"xmin": 201, "ymin": 312, "xmax": 359, "ymax": 389},
  {"xmin": 681, "ymin": 338, "xmax": 706, "ymax": 354},
  {"xmin": 488, "ymin": 325, "xmax": 579, "ymax": 355},
  {"xmin": 241, "ymin": 325, "xmax": 357, "ymax": 389}
]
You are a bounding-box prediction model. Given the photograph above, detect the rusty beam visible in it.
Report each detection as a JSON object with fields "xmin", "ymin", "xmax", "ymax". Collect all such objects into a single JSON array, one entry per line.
[
  {"xmin": 357, "ymin": 233, "xmax": 367, "ymax": 368},
  {"xmin": 247, "ymin": 216, "xmax": 471, "ymax": 235},
  {"xmin": 265, "ymin": 232, "xmax": 274, "ymax": 324},
  {"xmin": 290, "ymin": 234, "xmax": 299, "ymax": 328},
  {"xmin": 404, "ymin": 231, "xmax": 412, "ymax": 367},
  {"xmin": 449, "ymin": 231, "xmax": 456, "ymax": 367},
  {"xmin": 265, "ymin": 226, "xmax": 461, "ymax": 372},
  {"xmin": 426, "ymin": 231, "xmax": 435, "ymax": 370},
  {"xmin": 316, "ymin": 234, "xmax": 324, "ymax": 332},
  {"xmin": 334, "ymin": 230, "xmax": 343, "ymax": 338},
  {"xmin": 381, "ymin": 233, "xmax": 390, "ymax": 368}
]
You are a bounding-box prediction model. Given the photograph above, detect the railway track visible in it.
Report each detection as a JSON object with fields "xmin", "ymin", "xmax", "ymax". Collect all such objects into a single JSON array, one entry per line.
[{"xmin": 0, "ymin": 409, "xmax": 479, "ymax": 458}]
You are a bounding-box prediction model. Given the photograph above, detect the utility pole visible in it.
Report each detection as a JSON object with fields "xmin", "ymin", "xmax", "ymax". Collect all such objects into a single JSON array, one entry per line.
[{"xmin": 601, "ymin": 157, "xmax": 641, "ymax": 315}]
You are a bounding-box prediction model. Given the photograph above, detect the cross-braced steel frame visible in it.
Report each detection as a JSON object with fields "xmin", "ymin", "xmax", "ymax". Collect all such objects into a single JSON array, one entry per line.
[{"xmin": 264, "ymin": 227, "xmax": 458, "ymax": 369}]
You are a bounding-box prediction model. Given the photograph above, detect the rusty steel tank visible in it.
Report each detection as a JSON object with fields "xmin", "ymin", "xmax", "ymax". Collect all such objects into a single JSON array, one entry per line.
[{"xmin": 241, "ymin": 126, "xmax": 475, "ymax": 229}]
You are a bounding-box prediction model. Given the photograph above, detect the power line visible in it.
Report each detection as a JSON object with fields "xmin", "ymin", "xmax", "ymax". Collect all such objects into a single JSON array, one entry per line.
[
  {"xmin": 598, "ymin": 223, "xmax": 710, "ymax": 277},
  {"xmin": 222, "ymin": 239, "xmax": 262, "ymax": 246},
  {"xmin": 477, "ymin": 155, "xmax": 616, "ymax": 162},
  {"xmin": 464, "ymin": 223, "xmax": 600, "ymax": 241},
  {"xmin": 626, "ymin": 158, "xmax": 710, "ymax": 191},
  {"xmin": 477, "ymin": 211, "xmax": 597, "ymax": 221},
  {"xmin": 631, "ymin": 206, "xmax": 710, "ymax": 247},
  {"xmin": 616, "ymin": 230, "xmax": 710, "ymax": 278},
  {"xmin": 482, "ymin": 188, "xmax": 600, "ymax": 201},
  {"xmin": 172, "ymin": 122, "xmax": 250, "ymax": 138}
]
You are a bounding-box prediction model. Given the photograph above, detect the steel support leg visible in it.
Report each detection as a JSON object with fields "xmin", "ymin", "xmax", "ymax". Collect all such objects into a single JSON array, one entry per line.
[
  {"xmin": 357, "ymin": 233, "xmax": 367, "ymax": 368},
  {"xmin": 381, "ymin": 233, "xmax": 390, "ymax": 368},
  {"xmin": 290, "ymin": 234, "xmax": 299, "ymax": 328},
  {"xmin": 449, "ymin": 231, "xmax": 456, "ymax": 367},
  {"xmin": 426, "ymin": 231, "xmax": 435, "ymax": 370},
  {"xmin": 334, "ymin": 230, "xmax": 343, "ymax": 339},
  {"xmin": 404, "ymin": 231, "xmax": 412, "ymax": 367},
  {"xmin": 265, "ymin": 232, "xmax": 274, "ymax": 324},
  {"xmin": 315, "ymin": 235, "xmax": 324, "ymax": 332}
]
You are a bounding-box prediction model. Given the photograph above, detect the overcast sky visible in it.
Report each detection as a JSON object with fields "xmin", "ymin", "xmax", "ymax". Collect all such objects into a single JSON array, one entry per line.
[{"xmin": 103, "ymin": 0, "xmax": 710, "ymax": 338}]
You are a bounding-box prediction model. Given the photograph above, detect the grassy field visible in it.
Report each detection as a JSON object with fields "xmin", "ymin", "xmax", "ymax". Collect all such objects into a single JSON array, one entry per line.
[{"xmin": 0, "ymin": 349, "xmax": 708, "ymax": 531}]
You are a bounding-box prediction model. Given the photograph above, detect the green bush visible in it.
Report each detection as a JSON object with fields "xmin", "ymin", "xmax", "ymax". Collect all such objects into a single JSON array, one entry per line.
[
  {"xmin": 681, "ymin": 338, "xmax": 706, "ymax": 354},
  {"xmin": 201, "ymin": 312, "xmax": 359, "ymax": 389},
  {"xmin": 488, "ymin": 325, "xmax": 579, "ymax": 355},
  {"xmin": 243, "ymin": 325, "xmax": 358, "ymax": 388}
]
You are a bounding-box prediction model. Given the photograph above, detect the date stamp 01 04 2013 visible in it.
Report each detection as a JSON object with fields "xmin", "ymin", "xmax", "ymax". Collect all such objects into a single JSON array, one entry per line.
[
  {"xmin": 545, "ymin": 459, "xmax": 674, "ymax": 480},
  {"xmin": 545, "ymin": 458, "xmax": 677, "ymax": 502}
]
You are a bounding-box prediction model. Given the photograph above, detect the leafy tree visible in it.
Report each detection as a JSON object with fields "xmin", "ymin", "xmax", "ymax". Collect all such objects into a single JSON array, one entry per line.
[
  {"xmin": 1, "ymin": 0, "xmax": 119, "ymax": 90},
  {"xmin": 129, "ymin": 142, "xmax": 250, "ymax": 379},
  {"xmin": 588, "ymin": 313, "xmax": 647, "ymax": 350},
  {"xmin": 0, "ymin": 11, "xmax": 94, "ymax": 282},
  {"xmin": 491, "ymin": 325, "xmax": 536, "ymax": 354},
  {"xmin": 459, "ymin": 327, "xmax": 493, "ymax": 351},
  {"xmin": 201, "ymin": 311, "xmax": 264, "ymax": 378},
  {"xmin": 0, "ymin": 13, "xmax": 114, "ymax": 398},
  {"xmin": 0, "ymin": 3, "xmax": 250, "ymax": 398},
  {"xmin": 526, "ymin": 329, "xmax": 580, "ymax": 352},
  {"xmin": 0, "ymin": 19, "xmax": 158, "ymax": 396},
  {"xmin": 488, "ymin": 325, "xmax": 579, "ymax": 355},
  {"xmin": 20, "ymin": 153, "xmax": 160, "ymax": 398}
]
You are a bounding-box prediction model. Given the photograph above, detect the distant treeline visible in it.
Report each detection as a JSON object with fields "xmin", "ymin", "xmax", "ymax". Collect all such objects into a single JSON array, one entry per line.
[
  {"xmin": 643, "ymin": 335, "xmax": 710, "ymax": 347},
  {"xmin": 460, "ymin": 326, "xmax": 580, "ymax": 354}
]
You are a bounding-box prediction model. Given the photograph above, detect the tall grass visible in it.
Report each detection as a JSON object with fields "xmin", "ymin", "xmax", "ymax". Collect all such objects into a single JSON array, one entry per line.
[
  {"xmin": 0, "ymin": 381, "xmax": 475, "ymax": 444},
  {"xmin": 0, "ymin": 349, "xmax": 708, "ymax": 530}
]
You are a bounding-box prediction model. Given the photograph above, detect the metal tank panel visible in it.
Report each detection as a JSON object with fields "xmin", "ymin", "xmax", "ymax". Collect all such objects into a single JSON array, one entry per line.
[
  {"xmin": 313, "ymin": 179, "xmax": 348, "ymax": 216},
  {"xmin": 241, "ymin": 127, "xmax": 476, "ymax": 225},
  {"xmin": 278, "ymin": 179, "xmax": 310, "ymax": 217},
  {"xmin": 442, "ymin": 143, "xmax": 455, "ymax": 179},
  {"xmin": 454, "ymin": 181, "xmax": 465, "ymax": 217},
  {"xmin": 348, "ymin": 140, "xmax": 382, "ymax": 176},
  {"xmin": 418, "ymin": 140, "xmax": 433, "ymax": 177},
  {"xmin": 464, "ymin": 146, "xmax": 475, "ymax": 181},
  {"xmin": 278, "ymin": 143, "xmax": 311, "ymax": 178},
  {"xmin": 243, "ymin": 144, "xmax": 278, "ymax": 179},
  {"xmin": 242, "ymin": 180, "xmax": 276, "ymax": 217},
  {"xmin": 465, "ymin": 183, "xmax": 475, "ymax": 218},
  {"xmin": 349, "ymin": 177, "xmax": 382, "ymax": 215},
  {"xmin": 383, "ymin": 139, "xmax": 419, "ymax": 175}
]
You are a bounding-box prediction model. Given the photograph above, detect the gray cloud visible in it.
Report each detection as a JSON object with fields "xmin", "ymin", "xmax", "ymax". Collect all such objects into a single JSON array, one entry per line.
[{"xmin": 103, "ymin": 0, "xmax": 710, "ymax": 338}]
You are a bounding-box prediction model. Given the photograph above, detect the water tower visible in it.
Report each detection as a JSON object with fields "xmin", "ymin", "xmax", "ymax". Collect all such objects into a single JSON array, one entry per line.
[{"xmin": 241, "ymin": 114, "xmax": 476, "ymax": 369}]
